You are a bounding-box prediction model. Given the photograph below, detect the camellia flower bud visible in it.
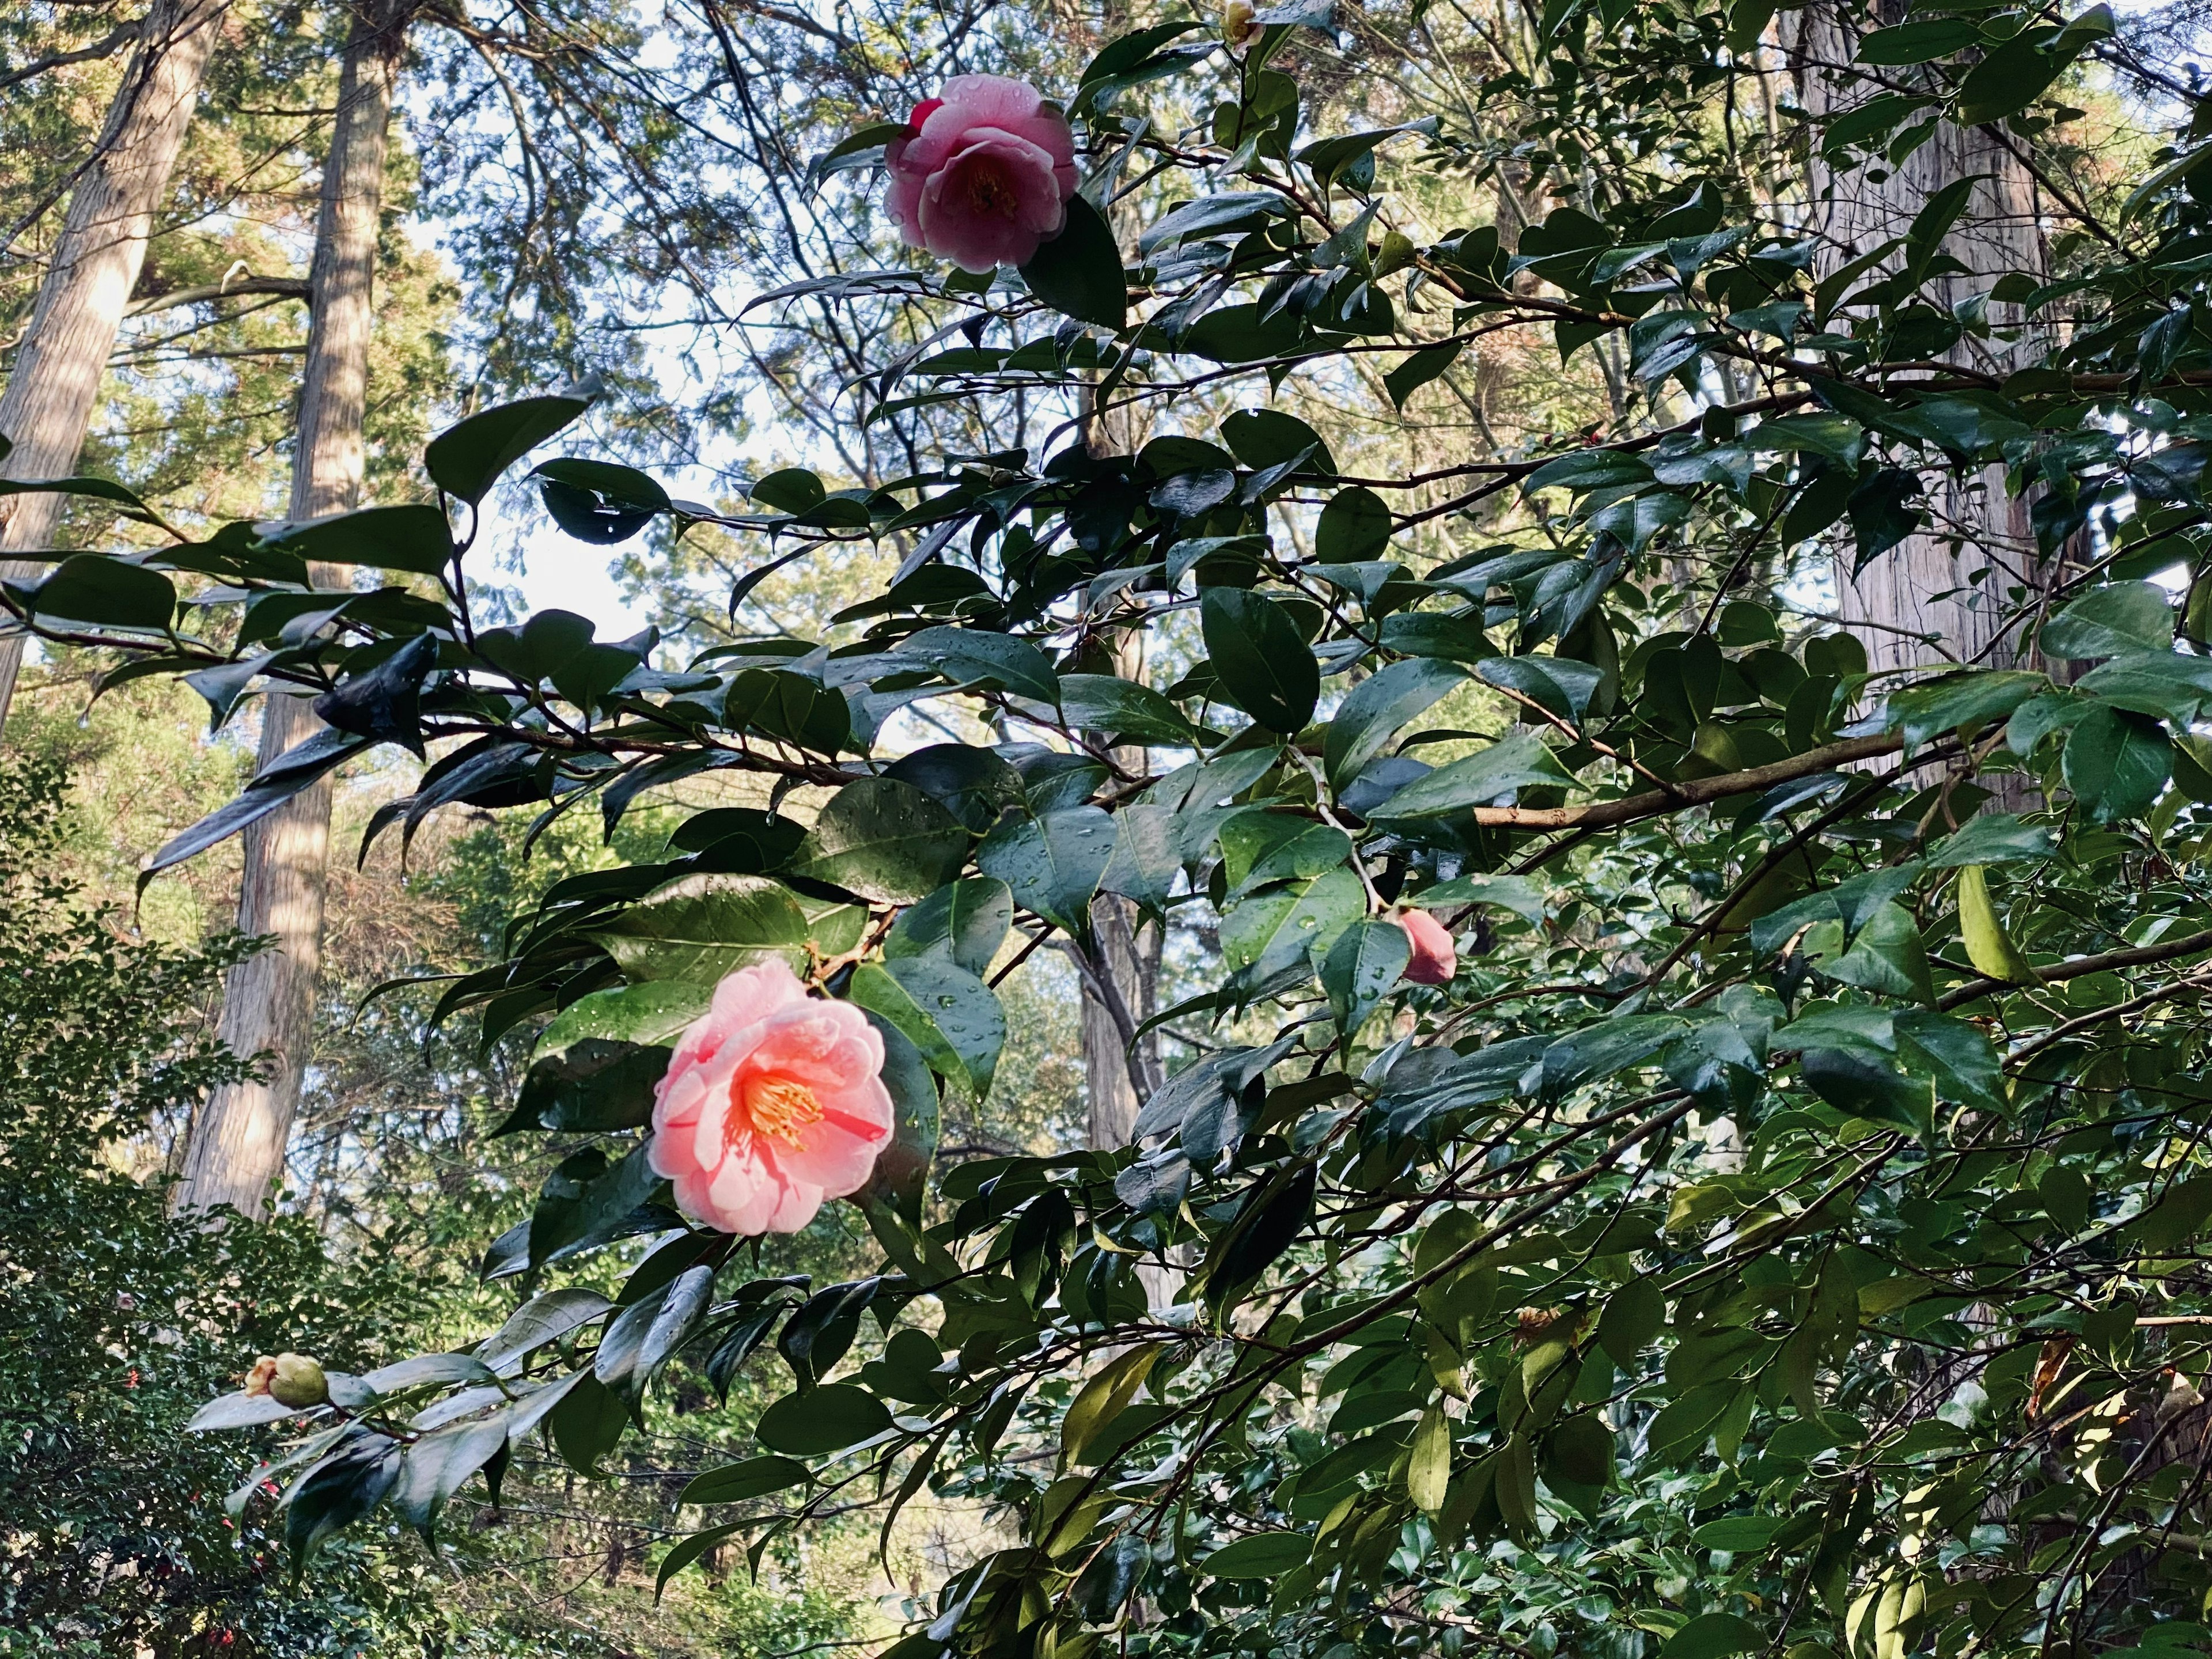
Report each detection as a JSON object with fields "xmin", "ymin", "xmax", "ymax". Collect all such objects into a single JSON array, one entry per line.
[
  {"xmin": 1396, "ymin": 907, "xmax": 1457, "ymax": 986},
  {"xmin": 268, "ymin": 1353, "xmax": 329, "ymax": 1409},
  {"xmin": 1224, "ymin": 0, "xmax": 1260, "ymax": 52},
  {"xmin": 241, "ymin": 1355, "xmax": 278, "ymax": 1397}
]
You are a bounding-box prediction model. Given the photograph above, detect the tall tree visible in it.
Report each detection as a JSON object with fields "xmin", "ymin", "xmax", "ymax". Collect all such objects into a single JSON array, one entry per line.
[
  {"xmin": 0, "ymin": 0, "xmax": 230, "ymax": 723},
  {"xmin": 175, "ymin": 0, "xmax": 411, "ymax": 1218},
  {"xmin": 1789, "ymin": 1, "xmax": 2052, "ymax": 676}
]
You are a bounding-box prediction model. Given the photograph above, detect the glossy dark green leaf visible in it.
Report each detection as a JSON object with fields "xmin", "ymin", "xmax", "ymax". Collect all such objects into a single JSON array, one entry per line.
[
  {"xmin": 257, "ymin": 504, "xmax": 456, "ymax": 574},
  {"xmin": 2043, "ymin": 581, "xmax": 2175, "ymax": 661},
  {"xmin": 1058, "ymin": 673, "xmax": 1201, "ymax": 745},
  {"xmin": 976, "ymin": 806, "xmax": 1116, "ymax": 934},
  {"xmin": 679, "ymin": 1455, "xmax": 812, "ymax": 1507},
  {"xmin": 753, "ymin": 1382, "xmax": 891, "ymax": 1456},
  {"xmin": 900, "ymin": 625, "xmax": 1061, "ymax": 704},
  {"xmin": 1324, "ymin": 658, "xmax": 1466, "ymax": 790},
  {"xmin": 847, "ymin": 955, "xmax": 1005, "ymax": 1100},
  {"xmin": 587, "ymin": 876, "xmax": 815, "ymax": 983},
  {"xmin": 1201, "ymin": 588, "xmax": 1319, "ymax": 733},
  {"xmin": 18, "ymin": 554, "xmax": 176, "ymax": 629},
  {"xmin": 2062, "ymin": 704, "xmax": 2171, "ymax": 823},
  {"xmin": 1018, "ymin": 194, "xmax": 1127, "ymax": 329},
  {"xmin": 1367, "ymin": 729, "xmax": 1568, "ymax": 818},
  {"xmin": 884, "ymin": 876, "xmax": 1013, "ymax": 975},
  {"xmin": 1320, "ymin": 917, "xmax": 1410, "ymax": 1040},
  {"xmin": 427, "ymin": 380, "xmax": 599, "ymax": 505},
  {"xmin": 286, "ymin": 1437, "xmax": 400, "ymax": 1574},
  {"xmin": 860, "ymin": 1013, "xmax": 941, "ymax": 1226},
  {"xmin": 1202, "ymin": 1529, "xmax": 1312, "ymax": 1579},
  {"xmin": 792, "ymin": 778, "xmax": 968, "ymax": 903}
]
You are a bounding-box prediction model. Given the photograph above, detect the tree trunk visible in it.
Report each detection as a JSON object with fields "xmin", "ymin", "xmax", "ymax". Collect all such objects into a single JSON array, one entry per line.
[
  {"xmin": 1081, "ymin": 886, "xmax": 1162, "ymax": 1150},
  {"xmin": 175, "ymin": 0, "xmax": 408, "ymax": 1219},
  {"xmin": 1787, "ymin": 2, "xmax": 2050, "ymax": 675},
  {"xmin": 0, "ymin": 0, "xmax": 230, "ymax": 725}
]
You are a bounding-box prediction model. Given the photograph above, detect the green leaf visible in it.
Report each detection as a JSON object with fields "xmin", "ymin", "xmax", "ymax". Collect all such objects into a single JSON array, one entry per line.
[
  {"xmin": 900, "ymin": 624, "xmax": 1062, "ymax": 704},
  {"xmin": 142, "ymin": 728, "xmax": 370, "ymax": 886},
  {"xmin": 1857, "ymin": 17, "xmax": 1979, "ymax": 62},
  {"xmin": 1824, "ymin": 900, "xmax": 1934, "ymax": 1005},
  {"xmin": 286, "ymin": 1437, "xmax": 400, "ymax": 1574},
  {"xmin": 1596, "ymin": 1278, "xmax": 1665, "ymax": 1366},
  {"xmin": 1058, "ymin": 673, "xmax": 1202, "ymax": 745},
  {"xmin": 1203, "ymin": 1530, "xmax": 1312, "ymax": 1579},
  {"xmin": 1018, "ymin": 194, "xmax": 1127, "ymax": 330},
  {"xmin": 588, "ymin": 875, "xmax": 818, "ymax": 983},
  {"xmin": 1546, "ymin": 1414, "xmax": 1615, "ymax": 1487},
  {"xmin": 792, "ymin": 778, "xmax": 969, "ymax": 903},
  {"xmin": 2062, "ymin": 704, "xmax": 2171, "ymax": 823},
  {"xmin": 257, "ymin": 504, "xmax": 457, "ymax": 575},
  {"xmin": 1662, "ymin": 1612, "xmax": 1764, "ymax": 1659},
  {"xmin": 596, "ymin": 1264, "xmax": 714, "ymax": 1399},
  {"xmin": 847, "ymin": 955, "xmax": 1005, "ymax": 1100},
  {"xmin": 806, "ymin": 120, "xmax": 910, "ymax": 187},
  {"xmin": 1799, "ymin": 1048, "xmax": 1933, "ymax": 1137},
  {"xmin": 188, "ymin": 1392, "xmax": 306, "ymax": 1432},
  {"xmin": 393, "ymin": 1414, "xmax": 510, "ymax": 1542},
  {"xmin": 1099, "ymin": 802, "xmax": 1183, "ymax": 915},
  {"xmin": 1643, "ymin": 1382, "xmax": 1740, "ymax": 1465},
  {"xmin": 725, "ymin": 668, "xmax": 850, "ymax": 753},
  {"xmin": 1384, "ymin": 340, "xmax": 1465, "ymax": 410},
  {"xmin": 861, "ymin": 1014, "xmax": 941, "ymax": 1228},
  {"xmin": 1895, "ymin": 1010, "xmax": 2006, "ymax": 1113},
  {"xmin": 1323, "ymin": 658, "xmax": 1467, "ymax": 790},
  {"xmin": 2043, "ymin": 581, "xmax": 2175, "ymax": 661},
  {"xmin": 1885, "ymin": 670, "xmax": 2048, "ymax": 751},
  {"xmin": 426, "ymin": 380, "xmax": 599, "ymax": 505},
  {"xmin": 1846, "ymin": 469, "xmax": 1921, "ymax": 571},
  {"xmin": 528, "ymin": 1146, "xmax": 662, "ymax": 1270},
  {"xmin": 1408, "ymin": 1405, "xmax": 1452, "ymax": 1513},
  {"xmin": 679, "ymin": 1455, "xmax": 812, "ymax": 1506},
  {"xmin": 1316, "ymin": 486, "xmax": 1393, "ymax": 562},
  {"xmin": 535, "ymin": 458, "xmax": 668, "ymax": 543},
  {"xmin": 884, "ymin": 876, "xmax": 1013, "ymax": 976},
  {"xmin": 18, "ymin": 554, "xmax": 176, "ymax": 629},
  {"xmin": 548, "ymin": 1371, "xmax": 630, "ymax": 1473},
  {"xmin": 475, "ymin": 1288, "xmax": 612, "ymax": 1376},
  {"xmin": 1221, "ymin": 868, "xmax": 1364, "ymax": 983},
  {"xmin": 1368, "ymin": 729, "xmax": 1569, "ymax": 818},
  {"xmin": 754, "ymin": 1382, "xmax": 891, "ymax": 1456},
  {"xmin": 1494, "ymin": 1431, "xmax": 1538, "ymax": 1533},
  {"xmin": 977, "ymin": 806, "xmax": 1116, "ymax": 934},
  {"xmin": 1954, "ymin": 6, "xmax": 2113, "ymax": 126},
  {"xmin": 1924, "ymin": 812, "xmax": 2054, "ymax": 867},
  {"xmin": 1202, "ymin": 588, "xmax": 1320, "ymax": 733},
  {"xmin": 1954, "ymin": 866, "xmax": 2038, "ymax": 984},
  {"xmin": 1062, "ymin": 1343, "xmax": 1160, "ymax": 1468},
  {"xmin": 1691, "ymin": 1514, "xmax": 1785, "ymax": 1551},
  {"xmin": 1221, "ymin": 408, "xmax": 1335, "ymax": 476},
  {"xmin": 2125, "ymin": 1174, "xmax": 2212, "ymax": 1252},
  {"xmin": 1321, "ymin": 917, "xmax": 1410, "ymax": 1041},
  {"xmin": 1415, "ymin": 872, "xmax": 1546, "ymax": 923}
]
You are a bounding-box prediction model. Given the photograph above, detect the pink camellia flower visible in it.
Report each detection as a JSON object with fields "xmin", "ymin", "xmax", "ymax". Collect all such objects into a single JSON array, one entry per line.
[
  {"xmin": 1397, "ymin": 907, "xmax": 1458, "ymax": 986},
  {"xmin": 648, "ymin": 960, "xmax": 894, "ymax": 1236},
  {"xmin": 886, "ymin": 74, "xmax": 1079, "ymax": 273}
]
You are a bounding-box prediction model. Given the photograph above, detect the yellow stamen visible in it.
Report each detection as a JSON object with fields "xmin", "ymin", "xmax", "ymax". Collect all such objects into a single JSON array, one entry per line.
[
  {"xmin": 738, "ymin": 1076, "xmax": 824, "ymax": 1151},
  {"xmin": 967, "ymin": 164, "xmax": 1017, "ymax": 218}
]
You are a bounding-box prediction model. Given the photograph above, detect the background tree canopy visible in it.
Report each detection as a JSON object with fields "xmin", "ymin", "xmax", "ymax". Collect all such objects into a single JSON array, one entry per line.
[{"xmin": 7, "ymin": 0, "xmax": 2212, "ymax": 1655}]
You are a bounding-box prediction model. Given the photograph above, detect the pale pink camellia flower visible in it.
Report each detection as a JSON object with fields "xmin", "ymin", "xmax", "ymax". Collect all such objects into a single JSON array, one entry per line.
[
  {"xmin": 1397, "ymin": 907, "xmax": 1458, "ymax": 986},
  {"xmin": 886, "ymin": 75, "xmax": 1079, "ymax": 273},
  {"xmin": 648, "ymin": 960, "xmax": 894, "ymax": 1236}
]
